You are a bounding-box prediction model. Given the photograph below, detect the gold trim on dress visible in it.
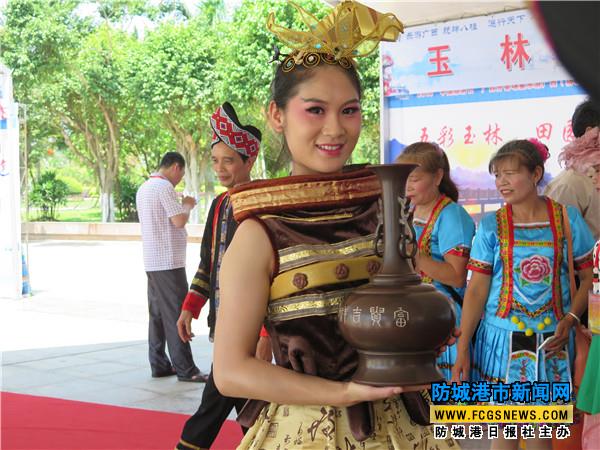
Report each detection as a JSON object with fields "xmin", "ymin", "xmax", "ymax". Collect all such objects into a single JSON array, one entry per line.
[
  {"xmin": 259, "ymin": 212, "xmax": 353, "ymax": 223},
  {"xmin": 270, "ymin": 255, "xmax": 381, "ymax": 300},
  {"xmin": 231, "ymin": 176, "xmax": 381, "ymax": 220},
  {"xmin": 278, "ymin": 234, "xmax": 376, "ymax": 272},
  {"xmin": 268, "ymin": 288, "xmax": 355, "ymax": 321},
  {"xmin": 514, "ymin": 240, "xmax": 554, "ymax": 248}
]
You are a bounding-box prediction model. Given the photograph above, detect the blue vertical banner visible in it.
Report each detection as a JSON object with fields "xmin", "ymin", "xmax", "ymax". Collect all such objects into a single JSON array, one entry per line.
[
  {"xmin": 0, "ymin": 63, "xmax": 23, "ymax": 299},
  {"xmin": 0, "ymin": 102, "xmax": 7, "ymax": 130}
]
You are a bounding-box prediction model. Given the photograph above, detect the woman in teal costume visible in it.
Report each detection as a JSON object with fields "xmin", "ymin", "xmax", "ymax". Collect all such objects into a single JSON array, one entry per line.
[
  {"xmin": 396, "ymin": 142, "xmax": 475, "ymax": 380},
  {"xmin": 453, "ymin": 139, "xmax": 594, "ymax": 450}
]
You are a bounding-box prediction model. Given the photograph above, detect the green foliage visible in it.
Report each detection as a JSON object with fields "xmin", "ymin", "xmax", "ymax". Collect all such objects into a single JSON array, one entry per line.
[
  {"xmin": 60, "ymin": 175, "xmax": 84, "ymax": 195},
  {"xmin": 116, "ymin": 174, "xmax": 141, "ymax": 222},
  {"xmin": 4, "ymin": 0, "xmax": 385, "ymax": 223},
  {"xmin": 0, "ymin": 0, "xmax": 90, "ymax": 86},
  {"xmin": 30, "ymin": 171, "xmax": 69, "ymax": 220}
]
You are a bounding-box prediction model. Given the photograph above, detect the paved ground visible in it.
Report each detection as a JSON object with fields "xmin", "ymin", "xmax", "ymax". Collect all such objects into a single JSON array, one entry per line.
[
  {"xmin": 1, "ymin": 239, "xmax": 488, "ymax": 449},
  {"xmin": 1, "ymin": 240, "xmax": 213, "ymax": 415}
]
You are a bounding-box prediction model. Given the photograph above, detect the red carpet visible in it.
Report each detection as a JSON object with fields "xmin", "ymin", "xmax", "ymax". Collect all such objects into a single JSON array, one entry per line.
[{"xmin": 1, "ymin": 392, "xmax": 243, "ymax": 449}]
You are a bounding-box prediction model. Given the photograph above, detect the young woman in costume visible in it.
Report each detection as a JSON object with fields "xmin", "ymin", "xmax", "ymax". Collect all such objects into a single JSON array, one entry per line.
[
  {"xmin": 396, "ymin": 143, "xmax": 475, "ymax": 380},
  {"xmin": 212, "ymin": 2, "xmax": 459, "ymax": 449},
  {"xmin": 452, "ymin": 139, "xmax": 595, "ymax": 450}
]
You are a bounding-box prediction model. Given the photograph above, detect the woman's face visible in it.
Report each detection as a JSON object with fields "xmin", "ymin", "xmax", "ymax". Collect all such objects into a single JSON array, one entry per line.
[
  {"xmin": 587, "ymin": 164, "xmax": 600, "ymax": 191},
  {"xmin": 269, "ymin": 65, "xmax": 362, "ymax": 176},
  {"xmin": 493, "ymin": 157, "xmax": 541, "ymax": 204},
  {"xmin": 405, "ymin": 167, "xmax": 442, "ymax": 206}
]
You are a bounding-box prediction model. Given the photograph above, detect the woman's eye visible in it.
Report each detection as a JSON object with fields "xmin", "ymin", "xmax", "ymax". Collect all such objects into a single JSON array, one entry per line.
[
  {"xmin": 307, "ymin": 106, "xmax": 324, "ymax": 114},
  {"xmin": 343, "ymin": 107, "xmax": 360, "ymax": 115}
]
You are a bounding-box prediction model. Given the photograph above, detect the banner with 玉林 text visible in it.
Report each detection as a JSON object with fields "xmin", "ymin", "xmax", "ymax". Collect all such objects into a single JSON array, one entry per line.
[{"xmin": 381, "ymin": 9, "xmax": 587, "ymax": 220}]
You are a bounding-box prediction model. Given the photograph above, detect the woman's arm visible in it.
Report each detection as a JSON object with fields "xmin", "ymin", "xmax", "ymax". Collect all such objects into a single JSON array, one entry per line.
[
  {"xmin": 451, "ymin": 271, "xmax": 491, "ymax": 382},
  {"xmin": 546, "ymin": 266, "xmax": 593, "ymax": 352},
  {"xmin": 416, "ymin": 253, "xmax": 469, "ymax": 288},
  {"xmin": 456, "ymin": 272, "xmax": 490, "ymax": 351},
  {"xmin": 213, "ymin": 219, "xmax": 424, "ymax": 407},
  {"xmin": 571, "ymin": 266, "xmax": 593, "ymax": 318}
]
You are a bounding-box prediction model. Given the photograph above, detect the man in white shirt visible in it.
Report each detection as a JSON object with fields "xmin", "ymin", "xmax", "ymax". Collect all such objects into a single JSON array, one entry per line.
[{"xmin": 136, "ymin": 152, "xmax": 207, "ymax": 382}]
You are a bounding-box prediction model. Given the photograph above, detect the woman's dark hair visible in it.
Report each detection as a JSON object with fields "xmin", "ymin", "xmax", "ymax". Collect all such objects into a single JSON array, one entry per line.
[
  {"xmin": 270, "ymin": 58, "xmax": 363, "ymax": 109},
  {"xmin": 488, "ymin": 140, "xmax": 546, "ymax": 184},
  {"xmin": 395, "ymin": 142, "xmax": 459, "ymax": 202},
  {"xmin": 159, "ymin": 151, "xmax": 185, "ymax": 169}
]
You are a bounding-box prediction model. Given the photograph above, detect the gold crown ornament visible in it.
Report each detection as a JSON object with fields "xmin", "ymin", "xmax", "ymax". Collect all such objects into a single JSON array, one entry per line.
[{"xmin": 267, "ymin": 0, "xmax": 404, "ymax": 72}]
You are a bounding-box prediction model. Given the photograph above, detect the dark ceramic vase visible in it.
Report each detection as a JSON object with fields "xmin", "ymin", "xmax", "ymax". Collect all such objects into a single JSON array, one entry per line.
[{"xmin": 338, "ymin": 163, "xmax": 456, "ymax": 386}]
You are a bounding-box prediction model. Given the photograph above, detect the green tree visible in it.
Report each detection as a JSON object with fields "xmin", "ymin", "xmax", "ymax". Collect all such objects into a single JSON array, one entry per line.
[
  {"xmin": 1, "ymin": 0, "xmax": 139, "ymax": 221},
  {"xmin": 121, "ymin": 109, "xmax": 175, "ymax": 177},
  {"xmin": 30, "ymin": 170, "xmax": 69, "ymax": 220},
  {"xmin": 130, "ymin": 7, "xmax": 223, "ymax": 221},
  {"xmin": 1, "ymin": 0, "xmax": 89, "ymax": 193},
  {"xmin": 55, "ymin": 25, "xmax": 138, "ymax": 221},
  {"xmin": 115, "ymin": 173, "xmax": 141, "ymax": 222}
]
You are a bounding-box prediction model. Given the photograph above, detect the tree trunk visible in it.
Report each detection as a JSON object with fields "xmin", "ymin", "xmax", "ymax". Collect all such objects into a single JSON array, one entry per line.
[
  {"xmin": 100, "ymin": 192, "xmax": 115, "ymax": 223},
  {"xmin": 180, "ymin": 137, "xmax": 201, "ymax": 224},
  {"xmin": 198, "ymin": 154, "xmax": 215, "ymax": 223},
  {"xmin": 186, "ymin": 154, "xmax": 200, "ymax": 224},
  {"xmin": 59, "ymin": 114, "xmax": 119, "ymax": 223},
  {"xmin": 98, "ymin": 165, "xmax": 116, "ymax": 222}
]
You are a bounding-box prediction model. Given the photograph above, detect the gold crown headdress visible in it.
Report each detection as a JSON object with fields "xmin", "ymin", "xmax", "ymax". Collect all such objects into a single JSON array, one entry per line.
[{"xmin": 267, "ymin": 0, "xmax": 404, "ymax": 72}]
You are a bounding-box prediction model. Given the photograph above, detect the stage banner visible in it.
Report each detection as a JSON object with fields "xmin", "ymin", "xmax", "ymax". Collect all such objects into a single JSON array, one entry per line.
[
  {"xmin": 0, "ymin": 64, "xmax": 22, "ymax": 299},
  {"xmin": 380, "ymin": 9, "xmax": 587, "ymax": 220}
]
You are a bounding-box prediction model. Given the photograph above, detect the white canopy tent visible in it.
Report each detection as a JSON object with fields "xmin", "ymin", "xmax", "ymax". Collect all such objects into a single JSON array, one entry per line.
[{"xmin": 323, "ymin": 1, "xmax": 525, "ymax": 27}]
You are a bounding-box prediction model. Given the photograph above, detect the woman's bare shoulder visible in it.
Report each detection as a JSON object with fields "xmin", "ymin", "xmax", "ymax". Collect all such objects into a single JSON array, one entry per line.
[{"xmin": 225, "ymin": 218, "xmax": 274, "ymax": 273}]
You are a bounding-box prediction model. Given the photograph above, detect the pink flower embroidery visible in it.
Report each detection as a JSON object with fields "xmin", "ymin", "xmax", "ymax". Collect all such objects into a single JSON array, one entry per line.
[{"xmin": 519, "ymin": 255, "xmax": 551, "ymax": 284}]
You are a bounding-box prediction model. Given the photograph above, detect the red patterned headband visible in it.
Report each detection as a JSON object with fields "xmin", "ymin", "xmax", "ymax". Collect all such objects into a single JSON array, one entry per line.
[{"xmin": 210, "ymin": 102, "xmax": 261, "ymax": 161}]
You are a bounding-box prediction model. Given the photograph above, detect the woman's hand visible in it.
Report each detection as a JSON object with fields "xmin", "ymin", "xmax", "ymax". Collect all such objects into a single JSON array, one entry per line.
[
  {"xmin": 437, "ymin": 327, "xmax": 460, "ymax": 356},
  {"xmin": 413, "ymin": 251, "xmax": 424, "ymax": 272},
  {"xmin": 451, "ymin": 350, "xmax": 470, "ymax": 383},
  {"xmin": 546, "ymin": 314, "xmax": 578, "ymax": 353},
  {"xmin": 339, "ymin": 382, "xmax": 430, "ymax": 407},
  {"xmin": 255, "ymin": 336, "xmax": 273, "ymax": 362}
]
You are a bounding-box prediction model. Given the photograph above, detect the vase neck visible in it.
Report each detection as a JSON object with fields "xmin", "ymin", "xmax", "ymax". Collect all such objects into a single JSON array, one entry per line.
[{"xmin": 369, "ymin": 164, "xmax": 418, "ymax": 278}]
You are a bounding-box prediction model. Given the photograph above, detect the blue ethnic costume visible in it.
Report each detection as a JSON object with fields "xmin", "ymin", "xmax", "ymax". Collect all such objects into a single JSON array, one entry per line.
[
  {"xmin": 467, "ymin": 197, "xmax": 594, "ymax": 388},
  {"xmin": 412, "ymin": 195, "xmax": 475, "ymax": 380}
]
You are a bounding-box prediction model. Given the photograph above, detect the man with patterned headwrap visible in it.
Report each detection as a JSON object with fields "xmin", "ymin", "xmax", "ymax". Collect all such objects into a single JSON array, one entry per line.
[{"xmin": 176, "ymin": 102, "xmax": 270, "ymax": 450}]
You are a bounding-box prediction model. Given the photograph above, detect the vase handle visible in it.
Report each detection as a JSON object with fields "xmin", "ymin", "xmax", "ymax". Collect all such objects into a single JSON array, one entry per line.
[
  {"xmin": 397, "ymin": 195, "xmax": 417, "ymax": 259},
  {"xmin": 374, "ymin": 224, "xmax": 384, "ymax": 259}
]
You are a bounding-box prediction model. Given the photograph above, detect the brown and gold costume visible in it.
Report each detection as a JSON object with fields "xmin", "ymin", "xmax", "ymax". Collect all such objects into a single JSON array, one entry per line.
[{"xmin": 230, "ymin": 169, "xmax": 459, "ymax": 450}]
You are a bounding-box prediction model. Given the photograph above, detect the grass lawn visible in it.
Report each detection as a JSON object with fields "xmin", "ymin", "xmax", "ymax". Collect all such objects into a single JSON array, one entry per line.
[
  {"xmin": 24, "ymin": 197, "xmax": 102, "ymax": 222},
  {"xmin": 58, "ymin": 207, "xmax": 102, "ymax": 222}
]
